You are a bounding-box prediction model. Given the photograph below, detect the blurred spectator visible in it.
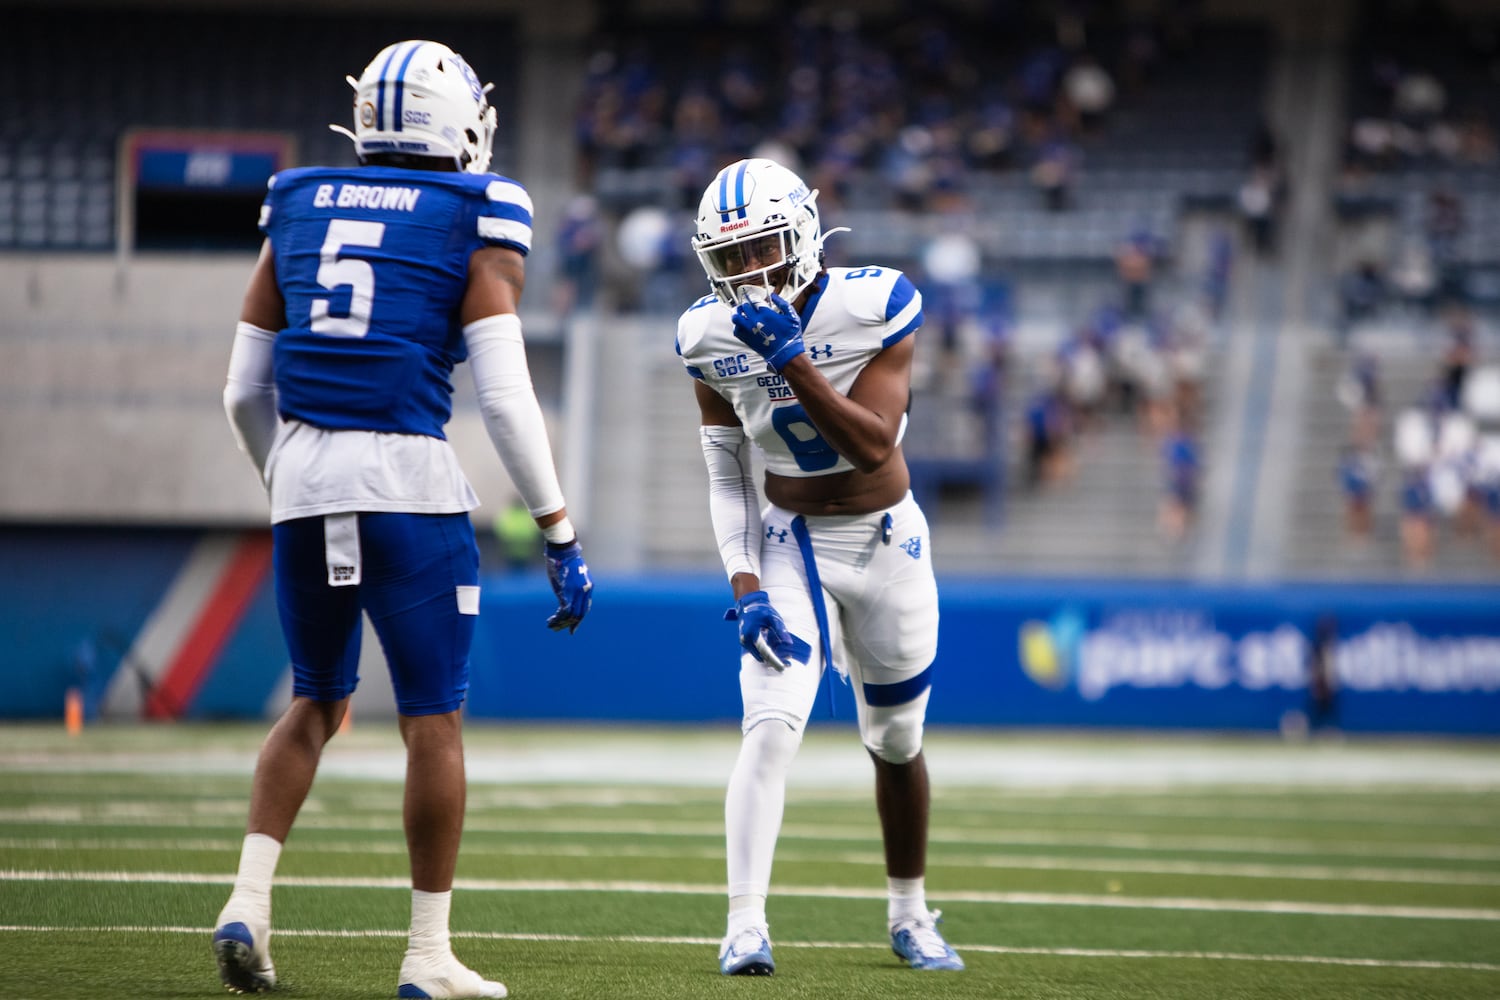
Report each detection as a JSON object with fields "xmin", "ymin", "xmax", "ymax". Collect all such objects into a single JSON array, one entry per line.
[
  {"xmin": 1439, "ymin": 308, "xmax": 1476, "ymax": 411},
  {"xmin": 1337, "ymin": 261, "xmax": 1385, "ymax": 334},
  {"xmin": 1398, "ymin": 466, "xmax": 1435, "ymax": 570},
  {"xmin": 1115, "ymin": 230, "xmax": 1159, "ymax": 320},
  {"xmin": 1475, "ymin": 435, "xmax": 1500, "ymax": 561},
  {"xmin": 885, "ymin": 125, "xmax": 937, "ymax": 212},
  {"xmin": 967, "ymin": 98, "xmax": 1016, "ymax": 170},
  {"xmin": 1393, "ymin": 406, "xmax": 1436, "ymax": 570},
  {"xmin": 1336, "ymin": 351, "xmax": 1383, "ymax": 445},
  {"xmin": 613, "ymin": 204, "xmax": 686, "ymax": 313},
  {"xmin": 1060, "ymin": 326, "xmax": 1109, "ymax": 429},
  {"xmin": 1157, "ymin": 406, "xmax": 1199, "ymax": 543},
  {"xmin": 1457, "ymin": 105, "xmax": 1499, "ymax": 165},
  {"xmin": 1025, "ymin": 371, "xmax": 1074, "ymax": 488},
  {"xmin": 1348, "ymin": 116, "xmax": 1398, "ymax": 171},
  {"xmin": 1425, "ymin": 188, "xmax": 1467, "ymax": 300},
  {"xmin": 1167, "ymin": 301, "xmax": 1210, "ymax": 431},
  {"xmin": 1030, "ymin": 133, "xmax": 1078, "ymax": 212},
  {"xmin": 1203, "ymin": 228, "xmax": 1234, "ymax": 320},
  {"xmin": 1388, "ymin": 238, "xmax": 1437, "ymax": 313},
  {"xmin": 1237, "ymin": 163, "xmax": 1279, "ymax": 255},
  {"xmin": 1433, "ymin": 408, "xmax": 1481, "ymax": 537},
  {"xmin": 1062, "ymin": 52, "xmax": 1116, "ymax": 132},
  {"xmin": 1018, "ymin": 46, "xmax": 1066, "ymax": 139},
  {"xmin": 1337, "ymin": 442, "xmax": 1381, "ymax": 541},
  {"xmin": 1393, "ymin": 68, "xmax": 1446, "ymax": 125},
  {"xmin": 554, "ymin": 195, "xmax": 603, "ymax": 316}
]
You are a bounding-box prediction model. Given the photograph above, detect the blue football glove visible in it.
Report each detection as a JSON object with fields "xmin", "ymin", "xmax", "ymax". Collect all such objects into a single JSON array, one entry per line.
[
  {"xmin": 543, "ymin": 539, "xmax": 593, "ymax": 633},
  {"xmin": 723, "ymin": 589, "xmax": 795, "ymax": 670},
  {"xmin": 731, "ymin": 293, "xmax": 805, "ymax": 372}
]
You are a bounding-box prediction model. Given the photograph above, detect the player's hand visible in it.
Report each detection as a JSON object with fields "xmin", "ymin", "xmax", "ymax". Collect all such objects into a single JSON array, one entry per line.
[
  {"xmin": 724, "ymin": 590, "xmax": 795, "ymax": 670},
  {"xmin": 731, "ymin": 293, "xmax": 805, "ymax": 372},
  {"xmin": 543, "ymin": 539, "xmax": 593, "ymax": 633}
]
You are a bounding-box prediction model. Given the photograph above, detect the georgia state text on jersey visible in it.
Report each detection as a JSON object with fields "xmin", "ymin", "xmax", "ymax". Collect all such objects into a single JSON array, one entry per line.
[
  {"xmin": 259, "ymin": 164, "xmax": 533, "ymax": 438},
  {"xmin": 676, "ymin": 266, "xmax": 923, "ymax": 476}
]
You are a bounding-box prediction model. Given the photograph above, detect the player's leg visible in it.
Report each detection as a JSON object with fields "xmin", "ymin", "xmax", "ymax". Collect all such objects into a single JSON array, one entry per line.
[
  {"xmin": 400, "ymin": 709, "xmax": 466, "ymax": 891},
  {"xmin": 214, "ymin": 515, "xmax": 363, "ymax": 994},
  {"xmin": 362, "ymin": 512, "xmax": 505, "ymax": 999},
  {"xmin": 841, "ymin": 496, "xmax": 963, "ymax": 971},
  {"xmin": 719, "ymin": 507, "xmax": 827, "ymax": 975},
  {"xmin": 721, "ymin": 715, "xmax": 804, "ymax": 975}
]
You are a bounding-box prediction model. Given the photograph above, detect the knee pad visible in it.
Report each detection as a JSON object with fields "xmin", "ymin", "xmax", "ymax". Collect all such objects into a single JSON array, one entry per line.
[
  {"xmin": 860, "ymin": 695, "xmax": 927, "ymax": 764},
  {"xmin": 742, "ymin": 717, "xmax": 803, "ymax": 776}
]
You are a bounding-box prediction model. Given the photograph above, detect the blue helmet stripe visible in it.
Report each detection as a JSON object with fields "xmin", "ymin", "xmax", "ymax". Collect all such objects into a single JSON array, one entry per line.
[
  {"xmin": 375, "ymin": 43, "xmax": 404, "ymax": 133},
  {"xmin": 716, "ymin": 165, "xmax": 732, "ymax": 223},
  {"xmin": 714, "ymin": 161, "xmax": 753, "ymax": 223},
  {"xmin": 392, "ymin": 42, "xmax": 424, "ymax": 133},
  {"xmin": 733, "ymin": 161, "xmax": 748, "ymax": 219}
]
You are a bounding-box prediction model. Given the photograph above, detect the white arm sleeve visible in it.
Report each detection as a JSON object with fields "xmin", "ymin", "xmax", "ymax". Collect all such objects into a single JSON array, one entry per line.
[
  {"xmin": 223, "ymin": 321, "xmax": 279, "ymax": 477},
  {"xmin": 700, "ymin": 424, "xmax": 760, "ymax": 581},
  {"xmin": 464, "ymin": 313, "xmax": 566, "ymax": 518}
]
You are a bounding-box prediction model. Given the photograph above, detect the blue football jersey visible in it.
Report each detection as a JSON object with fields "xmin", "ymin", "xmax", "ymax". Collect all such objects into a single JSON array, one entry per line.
[{"xmin": 259, "ymin": 164, "xmax": 533, "ymax": 439}]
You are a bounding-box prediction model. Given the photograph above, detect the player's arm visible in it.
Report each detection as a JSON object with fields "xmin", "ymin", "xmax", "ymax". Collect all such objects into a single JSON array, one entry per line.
[
  {"xmin": 223, "ymin": 239, "xmax": 285, "ymax": 477},
  {"xmin": 696, "ymin": 380, "xmax": 761, "ymax": 599},
  {"xmin": 461, "ymin": 244, "xmax": 564, "ymax": 527},
  {"xmin": 462, "ymin": 245, "xmax": 591, "ymax": 631},
  {"xmin": 696, "ymin": 380, "xmax": 794, "ymax": 667},
  {"xmin": 730, "ymin": 292, "xmax": 913, "ymax": 473},
  {"xmin": 779, "ymin": 335, "xmax": 914, "ymax": 473}
]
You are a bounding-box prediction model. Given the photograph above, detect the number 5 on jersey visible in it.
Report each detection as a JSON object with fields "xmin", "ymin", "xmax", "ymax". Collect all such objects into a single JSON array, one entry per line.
[{"xmin": 312, "ymin": 219, "xmax": 385, "ymax": 337}]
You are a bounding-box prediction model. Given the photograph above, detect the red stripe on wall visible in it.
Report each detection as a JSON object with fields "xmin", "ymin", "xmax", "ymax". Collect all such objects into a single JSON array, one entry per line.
[{"xmin": 144, "ymin": 532, "xmax": 274, "ymax": 719}]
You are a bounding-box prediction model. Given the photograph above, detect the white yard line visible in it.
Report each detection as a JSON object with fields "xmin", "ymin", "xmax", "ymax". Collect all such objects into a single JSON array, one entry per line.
[
  {"xmin": 3, "ymin": 869, "xmax": 1498, "ymax": 922},
  {"xmin": 4, "ymin": 735, "xmax": 1500, "ymax": 790},
  {"xmin": 4, "ymin": 806, "xmax": 1498, "ymax": 863},
  {"xmin": 0, "ymin": 922, "xmax": 1495, "ymax": 974},
  {"xmin": 5, "ymin": 837, "xmax": 1499, "ymax": 888}
]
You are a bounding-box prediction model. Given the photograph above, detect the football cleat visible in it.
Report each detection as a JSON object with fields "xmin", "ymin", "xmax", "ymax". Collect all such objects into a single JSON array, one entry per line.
[
  {"xmin": 890, "ymin": 909, "xmax": 965, "ymax": 971},
  {"xmin": 397, "ymin": 951, "xmax": 507, "ymax": 999},
  {"xmin": 212, "ymin": 914, "xmax": 276, "ymax": 994},
  {"xmin": 718, "ymin": 924, "xmax": 775, "ymax": 976}
]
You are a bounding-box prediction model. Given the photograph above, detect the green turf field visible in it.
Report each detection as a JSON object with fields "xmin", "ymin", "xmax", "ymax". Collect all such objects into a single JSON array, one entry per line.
[{"xmin": 2, "ymin": 722, "xmax": 1498, "ymax": 999}]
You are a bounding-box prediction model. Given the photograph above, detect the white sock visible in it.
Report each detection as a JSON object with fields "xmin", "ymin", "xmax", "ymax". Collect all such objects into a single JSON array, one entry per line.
[
  {"xmin": 888, "ymin": 876, "xmax": 927, "ymax": 926},
  {"xmin": 227, "ymin": 833, "xmax": 282, "ymax": 913},
  {"xmin": 726, "ymin": 894, "xmax": 768, "ymax": 937},
  {"xmin": 409, "ymin": 889, "xmax": 453, "ymax": 957},
  {"xmin": 725, "ymin": 722, "xmax": 800, "ymax": 906}
]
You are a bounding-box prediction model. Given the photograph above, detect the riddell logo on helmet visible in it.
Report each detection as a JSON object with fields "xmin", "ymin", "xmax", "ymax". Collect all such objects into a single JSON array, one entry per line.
[{"xmin": 719, "ymin": 220, "xmax": 751, "ymax": 232}]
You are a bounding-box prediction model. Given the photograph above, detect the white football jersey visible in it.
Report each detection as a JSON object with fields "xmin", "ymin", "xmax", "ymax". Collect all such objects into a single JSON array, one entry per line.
[{"xmin": 676, "ymin": 266, "xmax": 924, "ymax": 477}]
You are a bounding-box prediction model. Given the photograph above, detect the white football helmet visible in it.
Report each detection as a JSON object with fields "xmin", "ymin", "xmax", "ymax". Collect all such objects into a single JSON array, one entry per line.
[
  {"xmin": 331, "ymin": 40, "xmax": 496, "ymax": 174},
  {"xmin": 692, "ymin": 158, "xmax": 843, "ymax": 307}
]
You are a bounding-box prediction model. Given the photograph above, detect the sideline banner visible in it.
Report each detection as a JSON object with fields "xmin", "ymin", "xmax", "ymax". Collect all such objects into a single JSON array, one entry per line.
[
  {"xmin": 468, "ymin": 575, "xmax": 1500, "ymax": 735},
  {"xmin": 2, "ymin": 524, "xmax": 1495, "ymax": 735},
  {"xmin": 931, "ymin": 578, "xmax": 1500, "ymax": 735}
]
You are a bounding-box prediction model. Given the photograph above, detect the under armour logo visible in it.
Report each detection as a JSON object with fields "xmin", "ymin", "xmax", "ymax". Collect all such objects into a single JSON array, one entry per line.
[
  {"xmin": 900, "ymin": 537, "xmax": 922, "ymax": 559},
  {"xmin": 753, "ymin": 321, "xmax": 776, "ymax": 347},
  {"xmin": 766, "ymin": 526, "xmax": 788, "ymax": 543},
  {"xmin": 808, "ymin": 344, "xmax": 833, "ymax": 360}
]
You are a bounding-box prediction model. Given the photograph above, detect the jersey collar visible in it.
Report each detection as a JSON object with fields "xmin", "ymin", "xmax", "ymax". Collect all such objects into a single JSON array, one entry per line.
[{"xmin": 796, "ymin": 271, "xmax": 830, "ymax": 330}]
